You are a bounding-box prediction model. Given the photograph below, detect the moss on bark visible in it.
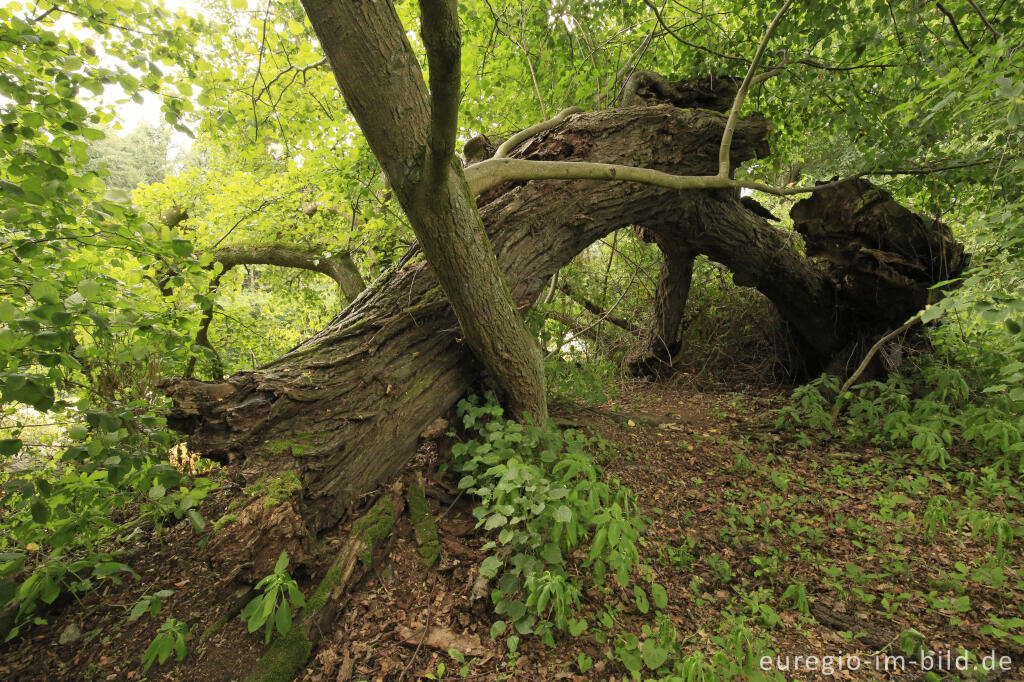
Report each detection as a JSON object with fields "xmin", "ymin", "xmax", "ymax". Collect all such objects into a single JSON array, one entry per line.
[{"xmin": 407, "ymin": 483, "xmax": 440, "ymax": 567}]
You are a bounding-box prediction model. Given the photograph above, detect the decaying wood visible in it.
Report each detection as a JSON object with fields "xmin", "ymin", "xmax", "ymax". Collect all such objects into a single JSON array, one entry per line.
[{"xmin": 790, "ymin": 177, "xmax": 968, "ymax": 328}]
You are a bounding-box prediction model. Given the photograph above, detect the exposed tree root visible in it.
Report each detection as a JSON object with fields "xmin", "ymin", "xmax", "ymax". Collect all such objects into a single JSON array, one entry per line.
[{"xmin": 245, "ymin": 486, "xmax": 403, "ymax": 682}]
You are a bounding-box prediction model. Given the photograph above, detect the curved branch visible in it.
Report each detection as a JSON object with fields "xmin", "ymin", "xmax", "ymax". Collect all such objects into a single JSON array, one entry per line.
[
  {"xmin": 831, "ymin": 319, "xmax": 918, "ymax": 422},
  {"xmin": 719, "ymin": 0, "xmax": 794, "ymax": 177},
  {"xmin": 466, "ymin": 154, "xmax": 994, "ymax": 198},
  {"xmin": 467, "ymin": 157, "xmax": 734, "ymax": 195},
  {"xmin": 213, "ymin": 245, "xmax": 365, "ymax": 303},
  {"xmin": 492, "ymin": 106, "xmax": 581, "ymax": 159}
]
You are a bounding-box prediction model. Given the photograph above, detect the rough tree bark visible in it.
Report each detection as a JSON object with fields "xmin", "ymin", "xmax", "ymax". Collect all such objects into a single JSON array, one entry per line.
[
  {"xmin": 625, "ymin": 236, "xmax": 695, "ymax": 377},
  {"xmin": 298, "ymin": 0, "xmax": 548, "ymax": 422},
  {"xmin": 161, "ymin": 104, "xmax": 966, "ymax": 573}
]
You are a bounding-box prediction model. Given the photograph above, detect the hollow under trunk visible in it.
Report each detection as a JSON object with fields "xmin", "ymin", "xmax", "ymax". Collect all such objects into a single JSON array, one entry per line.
[
  {"xmin": 625, "ymin": 236, "xmax": 694, "ymax": 377},
  {"xmin": 161, "ymin": 104, "xmax": 966, "ymax": 566}
]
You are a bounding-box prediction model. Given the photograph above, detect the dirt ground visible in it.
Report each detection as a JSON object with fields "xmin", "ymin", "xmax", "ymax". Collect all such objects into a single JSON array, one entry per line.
[{"xmin": 1, "ymin": 379, "xmax": 1021, "ymax": 681}]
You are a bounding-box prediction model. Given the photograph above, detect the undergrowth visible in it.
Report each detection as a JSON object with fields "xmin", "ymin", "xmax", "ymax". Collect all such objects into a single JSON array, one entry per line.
[{"xmin": 449, "ymin": 394, "xmax": 783, "ymax": 680}]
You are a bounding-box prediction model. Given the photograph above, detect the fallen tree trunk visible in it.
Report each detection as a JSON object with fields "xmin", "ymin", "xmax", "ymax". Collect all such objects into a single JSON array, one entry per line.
[{"xmin": 161, "ymin": 104, "xmax": 965, "ymax": 559}]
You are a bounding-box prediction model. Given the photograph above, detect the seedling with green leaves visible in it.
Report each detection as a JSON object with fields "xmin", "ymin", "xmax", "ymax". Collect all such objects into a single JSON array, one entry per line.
[{"xmin": 240, "ymin": 550, "xmax": 305, "ymax": 644}]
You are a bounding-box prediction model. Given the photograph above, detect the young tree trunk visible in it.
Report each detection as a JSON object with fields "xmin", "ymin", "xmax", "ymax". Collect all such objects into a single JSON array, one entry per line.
[
  {"xmin": 298, "ymin": 0, "xmax": 547, "ymax": 422},
  {"xmin": 161, "ymin": 105, "xmax": 965, "ymax": 564}
]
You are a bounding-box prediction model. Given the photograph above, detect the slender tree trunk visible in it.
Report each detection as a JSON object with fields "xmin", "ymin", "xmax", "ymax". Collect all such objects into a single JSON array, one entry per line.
[{"xmin": 299, "ymin": 0, "xmax": 547, "ymax": 422}]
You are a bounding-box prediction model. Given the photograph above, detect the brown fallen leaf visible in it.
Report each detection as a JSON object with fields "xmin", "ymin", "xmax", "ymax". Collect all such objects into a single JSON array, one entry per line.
[{"xmin": 395, "ymin": 624, "xmax": 488, "ymax": 657}]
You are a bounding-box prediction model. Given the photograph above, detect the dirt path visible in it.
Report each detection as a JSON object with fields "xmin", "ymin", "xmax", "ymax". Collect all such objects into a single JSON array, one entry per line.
[{"xmin": 1, "ymin": 381, "xmax": 1020, "ymax": 681}]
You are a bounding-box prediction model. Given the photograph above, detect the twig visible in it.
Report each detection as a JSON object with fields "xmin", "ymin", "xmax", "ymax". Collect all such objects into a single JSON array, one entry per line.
[
  {"xmin": 491, "ymin": 106, "xmax": 581, "ymax": 159},
  {"xmin": 436, "ymin": 490, "xmax": 464, "ymax": 523},
  {"xmin": 719, "ymin": 0, "xmax": 794, "ymax": 177},
  {"xmin": 831, "ymin": 319, "xmax": 918, "ymax": 422},
  {"xmin": 397, "ymin": 583, "xmax": 438, "ymax": 681},
  {"xmin": 935, "ymin": 1, "xmax": 974, "ymax": 55},
  {"xmin": 965, "ymin": 0, "xmax": 1001, "ymax": 39},
  {"xmin": 640, "ymin": 0, "xmax": 749, "ymax": 64}
]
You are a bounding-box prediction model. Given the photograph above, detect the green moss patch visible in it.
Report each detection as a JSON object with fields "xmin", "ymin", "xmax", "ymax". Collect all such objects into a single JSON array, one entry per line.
[
  {"xmin": 351, "ymin": 497, "xmax": 395, "ymax": 567},
  {"xmin": 407, "ymin": 484, "xmax": 440, "ymax": 567},
  {"xmin": 244, "ymin": 471, "xmax": 302, "ymax": 508}
]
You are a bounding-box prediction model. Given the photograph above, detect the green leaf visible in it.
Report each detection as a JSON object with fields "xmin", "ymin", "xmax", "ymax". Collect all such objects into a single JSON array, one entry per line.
[
  {"xmin": 0, "ymin": 439, "xmax": 22, "ymax": 456},
  {"xmin": 187, "ymin": 510, "xmax": 206, "ymax": 532},
  {"xmin": 275, "ymin": 601, "xmax": 292, "ymax": 635},
  {"xmin": 94, "ymin": 562, "xmax": 129, "ymax": 578},
  {"xmin": 77, "ymin": 279, "xmax": 102, "ymax": 300},
  {"xmin": 483, "ymin": 513, "xmax": 507, "ymax": 530},
  {"xmin": 0, "ymin": 580, "xmax": 16, "ymax": 607},
  {"xmin": 489, "ymin": 620, "xmax": 507, "ymax": 638},
  {"xmin": 170, "ymin": 239, "xmax": 193, "ymax": 257},
  {"xmin": 552, "ymin": 505, "xmax": 572, "ymax": 523},
  {"xmin": 479, "ymin": 555, "xmax": 502, "ymax": 579},
  {"xmin": 633, "ymin": 585, "xmax": 649, "ymax": 614},
  {"xmin": 642, "ymin": 642, "xmax": 669, "ymax": 670},
  {"xmin": 274, "ymin": 550, "xmax": 289, "ymax": 574},
  {"xmin": 650, "ymin": 583, "xmax": 668, "ymax": 609},
  {"xmin": 30, "ymin": 497, "xmax": 50, "ymax": 524},
  {"xmin": 540, "ymin": 543, "xmax": 561, "ymax": 564},
  {"xmin": 29, "ymin": 281, "xmax": 59, "ymax": 304}
]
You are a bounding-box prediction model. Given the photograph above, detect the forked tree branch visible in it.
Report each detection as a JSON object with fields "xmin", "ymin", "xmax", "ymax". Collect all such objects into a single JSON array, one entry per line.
[
  {"xmin": 719, "ymin": 0, "xmax": 794, "ymax": 177},
  {"xmin": 419, "ymin": 0, "xmax": 462, "ymax": 180},
  {"xmin": 965, "ymin": 0, "xmax": 1001, "ymax": 40}
]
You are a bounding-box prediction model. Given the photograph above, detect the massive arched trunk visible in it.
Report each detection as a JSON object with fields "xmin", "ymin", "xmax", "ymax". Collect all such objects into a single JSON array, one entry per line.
[{"xmin": 160, "ymin": 105, "xmax": 965, "ymax": 572}]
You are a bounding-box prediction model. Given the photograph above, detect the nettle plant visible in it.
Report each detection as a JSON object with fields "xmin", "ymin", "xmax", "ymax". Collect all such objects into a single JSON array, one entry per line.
[{"xmin": 450, "ymin": 395, "xmax": 645, "ymax": 645}]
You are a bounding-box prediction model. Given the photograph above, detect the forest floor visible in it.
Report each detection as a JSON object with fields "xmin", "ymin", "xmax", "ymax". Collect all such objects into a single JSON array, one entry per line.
[{"xmin": 1, "ymin": 379, "xmax": 1022, "ymax": 681}]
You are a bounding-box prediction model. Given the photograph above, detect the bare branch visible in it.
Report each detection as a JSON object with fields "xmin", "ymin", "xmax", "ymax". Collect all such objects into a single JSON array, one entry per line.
[
  {"xmin": 935, "ymin": 1, "xmax": 974, "ymax": 55},
  {"xmin": 419, "ymin": 0, "xmax": 462, "ymax": 180},
  {"xmin": 719, "ymin": 0, "xmax": 794, "ymax": 177},
  {"xmin": 965, "ymin": 0, "xmax": 1001, "ymax": 39},
  {"xmin": 214, "ymin": 245, "xmax": 365, "ymax": 302},
  {"xmin": 253, "ymin": 57, "xmax": 328, "ymax": 105},
  {"xmin": 467, "ymin": 157, "xmax": 733, "ymax": 195},
  {"xmin": 641, "ymin": 0, "xmax": 749, "ymax": 64},
  {"xmin": 466, "ymin": 154, "xmax": 993, "ymax": 197},
  {"xmin": 831, "ymin": 319, "xmax": 918, "ymax": 422},
  {"xmin": 558, "ymin": 282, "xmax": 639, "ymax": 332},
  {"xmin": 492, "ymin": 106, "xmax": 581, "ymax": 159}
]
